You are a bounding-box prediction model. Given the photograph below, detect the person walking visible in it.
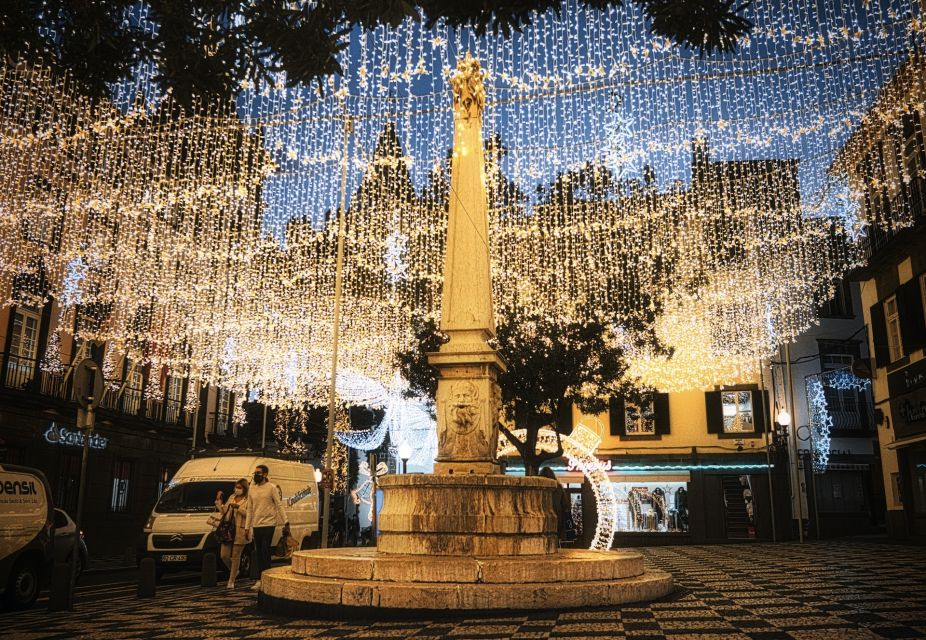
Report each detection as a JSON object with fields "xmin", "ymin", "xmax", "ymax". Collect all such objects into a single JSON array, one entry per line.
[
  {"xmin": 539, "ymin": 467, "xmax": 570, "ymax": 543},
  {"xmin": 245, "ymin": 464, "xmax": 288, "ymax": 590},
  {"xmin": 214, "ymin": 479, "xmax": 250, "ymax": 589}
]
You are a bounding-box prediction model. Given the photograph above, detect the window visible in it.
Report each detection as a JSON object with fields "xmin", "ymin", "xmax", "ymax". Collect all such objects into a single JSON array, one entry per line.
[
  {"xmin": 110, "ymin": 459, "xmax": 132, "ymax": 513},
  {"xmin": 624, "ymin": 400, "xmax": 656, "ymax": 435},
  {"xmin": 615, "ymin": 481, "xmax": 689, "ymax": 533},
  {"xmin": 885, "ymin": 295, "xmax": 904, "ymax": 362},
  {"xmin": 721, "ymin": 391, "xmax": 754, "ymax": 433},
  {"xmin": 56, "ymin": 452, "xmax": 81, "ymax": 513},
  {"xmin": 164, "ymin": 376, "xmax": 184, "ymax": 424},
  {"xmin": 214, "ymin": 387, "xmax": 231, "ymax": 435},
  {"xmin": 818, "ymin": 340, "xmax": 868, "ymax": 431},
  {"xmin": 819, "ymin": 280, "xmax": 854, "ymax": 318},
  {"xmin": 121, "ymin": 360, "xmax": 144, "ymax": 415},
  {"xmin": 902, "ymin": 112, "xmax": 926, "ymax": 182},
  {"xmin": 6, "ymin": 308, "xmax": 40, "ymax": 388},
  {"xmin": 920, "ymin": 274, "xmax": 926, "ymax": 323}
]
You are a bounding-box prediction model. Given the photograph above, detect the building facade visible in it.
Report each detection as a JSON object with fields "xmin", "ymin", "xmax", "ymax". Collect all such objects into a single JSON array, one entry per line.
[
  {"xmin": 0, "ymin": 300, "xmax": 257, "ymax": 552},
  {"xmin": 840, "ymin": 55, "xmax": 926, "ymax": 539}
]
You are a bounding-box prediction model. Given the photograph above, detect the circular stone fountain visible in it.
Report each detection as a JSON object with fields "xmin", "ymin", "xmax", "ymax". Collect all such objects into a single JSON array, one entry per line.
[
  {"xmin": 259, "ymin": 474, "xmax": 672, "ymax": 615},
  {"xmin": 258, "ymin": 54, "xmax": 672, "ymax": 616}
]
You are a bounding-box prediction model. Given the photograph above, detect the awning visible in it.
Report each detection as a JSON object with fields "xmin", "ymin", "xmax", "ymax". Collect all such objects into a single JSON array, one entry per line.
[{"xmin": 885, "ymin": 432, "xmax": 926, "ymax": 450}]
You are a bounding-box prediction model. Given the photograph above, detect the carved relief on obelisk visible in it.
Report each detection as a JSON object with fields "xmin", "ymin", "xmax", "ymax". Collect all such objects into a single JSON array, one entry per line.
[{"xmin": 429, "ymin": 54, "xmax": 506, "ymax": 475}]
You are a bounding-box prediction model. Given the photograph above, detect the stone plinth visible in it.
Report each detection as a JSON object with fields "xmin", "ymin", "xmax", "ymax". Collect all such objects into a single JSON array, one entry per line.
[
  {"xmin": 376, "ymin": 474, "xmax": 558, "ymax": 556},
  {"xmin": 259, "ymin": 548, "xmax": 674, "ymax": 616}
]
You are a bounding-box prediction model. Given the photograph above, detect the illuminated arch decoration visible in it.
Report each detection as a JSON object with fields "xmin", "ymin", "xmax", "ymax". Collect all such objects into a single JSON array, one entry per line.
[
  {"xmin": 497, "ymin": 424, "xmax": 617, "ymax": 551},
  {"xmin": 805, "ymin": 368, "xmax": 871, "ymax": 473},
  {"xmin": 334, "ymin": 372, "xmax": 436, "ymax": 468}
]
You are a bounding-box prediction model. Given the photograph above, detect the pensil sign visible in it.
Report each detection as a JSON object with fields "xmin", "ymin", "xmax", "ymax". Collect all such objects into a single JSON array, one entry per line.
[{"xmin": 43, "ymin": 422, "xmax": 109, "ymax": 451}]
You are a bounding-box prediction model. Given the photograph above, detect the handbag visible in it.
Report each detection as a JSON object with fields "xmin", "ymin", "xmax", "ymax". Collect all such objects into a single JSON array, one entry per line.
[
  {"xmin": 215, "ymin": 507, "xmax": 236, "ymax": 544},
  {"xmin": 273, "ymin": 523, "xmax": 296, "ymax": 559}
]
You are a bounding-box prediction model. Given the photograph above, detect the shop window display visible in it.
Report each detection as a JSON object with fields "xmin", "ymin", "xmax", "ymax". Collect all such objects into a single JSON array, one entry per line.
[{"xmin": 614, "ymin": 481, "xmax": 689, "ymax": 533}]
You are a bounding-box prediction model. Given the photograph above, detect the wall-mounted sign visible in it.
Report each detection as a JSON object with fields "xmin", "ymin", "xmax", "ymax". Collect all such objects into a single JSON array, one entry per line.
[
  {"xmin": 887, "ymin": 359, "xmax": 926, "ymax": 439},
  {"xmin": 566, "ymin": 458, "xmax": 612, "ymax": 472},
  {"xmin": 888, "ymin": 357, "xmax": 926, "ymax": 398},
  {"xmin": 44, "ymin": 422, "xmax": 109, "ymax": 450}
]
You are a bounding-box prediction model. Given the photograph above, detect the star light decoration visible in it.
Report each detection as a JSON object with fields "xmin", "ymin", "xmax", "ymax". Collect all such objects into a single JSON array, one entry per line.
[
  {"xmin": 0, "ymin": 0, "xmax": 921, "ymax": 412},
  {"xmin": 805, "ymin": 368, "xmax": 871, "ymax": 473}
]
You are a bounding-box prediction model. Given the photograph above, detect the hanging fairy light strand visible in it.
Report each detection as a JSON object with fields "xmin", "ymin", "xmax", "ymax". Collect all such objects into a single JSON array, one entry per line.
[{"xmin": 0, "ymin": 0, "xmax": 921, "ymax": 407}]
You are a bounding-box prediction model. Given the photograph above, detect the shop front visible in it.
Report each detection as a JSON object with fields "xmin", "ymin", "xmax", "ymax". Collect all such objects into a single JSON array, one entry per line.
[
  {"xmin": 557, "ymin": 454, "xmax": 789, "ymax": 547},
  {"xmin": 886, "ymin": 357, "xmax": 926, "ymax": 537},
  {"xmin": 0, "ymin": 404, "xmax": 192, "ymax": 553}
]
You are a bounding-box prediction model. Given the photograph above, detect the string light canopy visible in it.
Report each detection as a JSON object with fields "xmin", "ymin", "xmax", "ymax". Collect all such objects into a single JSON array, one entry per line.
[{"xmin": 0, "ymin": 0, "xmax": 921, "ymax": 408}]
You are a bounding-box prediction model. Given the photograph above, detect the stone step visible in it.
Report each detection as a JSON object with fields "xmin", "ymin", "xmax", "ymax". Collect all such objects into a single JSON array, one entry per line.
[
  {"xmin": 291, "ymin": 548, "xmax": 646, "ymax": 584},
  {"xmin": 260, "ymin": 565, "xmax": 674, "ymax": 612}
]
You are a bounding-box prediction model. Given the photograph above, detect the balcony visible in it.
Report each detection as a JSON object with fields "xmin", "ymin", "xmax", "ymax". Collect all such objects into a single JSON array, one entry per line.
[
  {"xmin": 1, "ymin": 351, "xmax": 193, "ymax": 431},
  {"xmin": 859, "ymin": 177, "xmax": 926, "ymax": 265}
]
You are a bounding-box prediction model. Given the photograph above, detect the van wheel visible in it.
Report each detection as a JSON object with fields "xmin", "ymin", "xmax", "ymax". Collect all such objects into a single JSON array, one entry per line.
[
  {"xmin": 237, "ymin": 551, "xmax": 251, "ymax": 578},
  {"xmin": 5, "ymin": 560, "xmax": 40, "ymax": 610}
]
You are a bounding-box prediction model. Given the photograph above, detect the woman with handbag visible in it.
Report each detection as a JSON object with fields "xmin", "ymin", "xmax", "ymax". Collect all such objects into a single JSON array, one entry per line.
[{"xmin": 214, "ymin": 479, "xmax": 250, "ymax": 589}]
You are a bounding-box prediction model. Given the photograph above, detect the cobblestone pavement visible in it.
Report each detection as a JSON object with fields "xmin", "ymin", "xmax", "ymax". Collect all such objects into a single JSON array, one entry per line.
[{"xmin": 2, "ymin": 541, "xmax": 925, "ymax": 639}]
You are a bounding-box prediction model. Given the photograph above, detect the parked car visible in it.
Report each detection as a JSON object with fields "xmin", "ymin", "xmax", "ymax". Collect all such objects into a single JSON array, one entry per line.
[
  {"xmin": 0, "ymin": 464, "xmax": 55, "ymax": 610},
  {"xmin": 137, "ymin": 456, "xmax": 318, "ymax": 578},
  {"xmin": 53, "ymin": 509, "xmax": 88, "ymax": 580}
]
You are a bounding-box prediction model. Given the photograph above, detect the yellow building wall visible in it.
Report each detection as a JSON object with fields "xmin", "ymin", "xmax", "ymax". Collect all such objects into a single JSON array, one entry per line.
[
  {"xmin": 859, "ymin": 261, "xmax": 924, "ymax": 515},
  {"xmin": 574, "ymin": 387, "xmax": 769, "ymax": 456}
]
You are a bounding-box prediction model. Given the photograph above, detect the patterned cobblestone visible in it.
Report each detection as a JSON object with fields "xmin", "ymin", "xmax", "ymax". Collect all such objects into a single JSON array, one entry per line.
[{"xmin": 1, "ymin": 542, "xmax": 924, "ymax": 639}]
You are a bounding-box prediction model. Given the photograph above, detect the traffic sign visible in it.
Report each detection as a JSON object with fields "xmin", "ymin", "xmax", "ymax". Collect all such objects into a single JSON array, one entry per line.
[{"xmin": 73, "ymin": 358, "xmax": 104, "ymax": 410}]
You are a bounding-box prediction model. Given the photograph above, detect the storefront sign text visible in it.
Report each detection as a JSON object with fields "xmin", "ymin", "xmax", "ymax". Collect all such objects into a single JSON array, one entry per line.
[
  {"xmin": 566, "ymin": 458, "xmax": 612, "ymax": 472},
  {"xmin": 44, "ymin": 423, "xmax": 109, "ymax": 450}
]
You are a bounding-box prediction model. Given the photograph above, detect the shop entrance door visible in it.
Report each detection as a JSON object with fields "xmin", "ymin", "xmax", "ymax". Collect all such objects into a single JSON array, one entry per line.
[{"xmin": 721, "ymin": 475, "xmax": 753, "ymax": 539}]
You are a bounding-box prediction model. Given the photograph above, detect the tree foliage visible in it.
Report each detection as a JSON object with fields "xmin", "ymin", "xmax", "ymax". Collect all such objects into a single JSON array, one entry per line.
[
  {"xmin": 398, "ymin": 308, "xmax": 664, "ymax": 476},
  {"xmin": 1, "ymin": 0, "xmax": 753, "ymax": 105}
]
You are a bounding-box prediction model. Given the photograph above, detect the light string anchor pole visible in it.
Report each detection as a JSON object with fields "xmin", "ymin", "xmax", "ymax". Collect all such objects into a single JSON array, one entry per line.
[
  {"xmin": 757, "ymin": 358, "xmax": 776, "ymax": 543},
  {"xmin": 321, "ymin": 111, "xmax": 353, "ymax": 549},
  {"xmin": 783, "ymin": 342, "xmax": 805, "ymax": 543}
]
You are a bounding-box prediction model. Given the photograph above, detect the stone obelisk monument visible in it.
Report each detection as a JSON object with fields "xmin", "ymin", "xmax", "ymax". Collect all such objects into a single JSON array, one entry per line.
[
  {"xmin": 258, "ymin": 56, "xmax": 672, "ymax": 614},
  {"xmin": 429, "ymin": 53, "xmax": 505, "ymax": 476}
]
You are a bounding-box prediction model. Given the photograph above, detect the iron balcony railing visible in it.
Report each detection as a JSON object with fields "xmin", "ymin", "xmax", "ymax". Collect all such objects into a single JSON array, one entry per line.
[
  {"xmin": 3, "ymin": 352, "xmax": 36, "ymax": 390},
  {"xmin": 1, "ymin": 351, "xmax": 195, "ymax": 431},
  {"xmin": 861, "ymin": 177, "xmax": 926, "ymax": 261}
]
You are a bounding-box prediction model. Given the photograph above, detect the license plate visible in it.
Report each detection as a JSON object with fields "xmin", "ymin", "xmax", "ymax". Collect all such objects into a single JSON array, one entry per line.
[{"xmin": 161, "ymin": 554, "xmax": 187, "ymax": 562}]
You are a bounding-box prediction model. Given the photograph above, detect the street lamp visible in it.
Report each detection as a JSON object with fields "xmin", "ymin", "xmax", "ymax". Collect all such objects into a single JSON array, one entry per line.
[
  {"xmin": 314, "ymin": 468, "xmax": 322, "ymax": 484},
  {"xmin": 398, "ymin": 441, "xmax": 412, "ymax": 474}
]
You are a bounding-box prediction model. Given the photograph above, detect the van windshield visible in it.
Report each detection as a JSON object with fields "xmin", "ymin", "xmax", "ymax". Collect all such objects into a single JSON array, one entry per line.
[{"xmin": 155, "ymin": 481, "xmax": 237, "ymax": 513}]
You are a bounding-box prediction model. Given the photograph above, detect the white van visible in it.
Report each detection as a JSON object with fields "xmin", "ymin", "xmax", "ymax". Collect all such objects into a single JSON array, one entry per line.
[
  {"xmin": 137, "ymin": 456, "xmax": 318, "ymax": 576},
  {"xmin": 0, "ymin": 464, "xmax": 55, "ymax": 609}
]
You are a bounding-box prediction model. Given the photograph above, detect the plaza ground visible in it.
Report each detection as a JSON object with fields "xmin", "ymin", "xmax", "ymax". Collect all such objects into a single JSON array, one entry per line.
[{"xmin": 2, "ymin": 541, "xmax": 924, "ymax": 640}]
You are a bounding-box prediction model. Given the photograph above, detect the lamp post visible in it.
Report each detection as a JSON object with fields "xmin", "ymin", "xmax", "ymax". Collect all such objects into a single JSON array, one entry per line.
[{"xmin": 398, "ymin": 441, "xmax": 412, "ymax": 474}]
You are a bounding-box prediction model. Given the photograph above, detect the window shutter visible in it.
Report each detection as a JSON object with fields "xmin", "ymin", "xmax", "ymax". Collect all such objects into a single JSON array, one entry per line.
[
  {"xmin": 608, "ymin": 396, "xmax": 626, "ymax": 436},
  {"xmin": 869, "ymin": 301, "xmax": 889, "ymax": 367},
  {"xmin": 705, "ymin": 391, "xmax": 723, "ymax": 434},
  {"xmin": 751, "ymin": 390, "xmax": 770, "ymax": 435},
  {"xmin": 900, "ymin": 278, "xmax": 926, "ymax": 355},
  {"xmin": 653, "ymin": 393, "xmax": 670, "ymax": 435},
  {"xmin": 555, "ymin": 399, "xmax": 573, "ymax": 434}
]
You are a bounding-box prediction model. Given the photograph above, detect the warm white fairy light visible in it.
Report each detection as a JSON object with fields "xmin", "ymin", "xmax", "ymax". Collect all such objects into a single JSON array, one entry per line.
[
  {"xmin": 498, "ymin": 424, "xmax": 618, "ymax": 551},
  {"xmin": 0, "ymin": 0, "xmax": 921, "ymax": 405}
]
